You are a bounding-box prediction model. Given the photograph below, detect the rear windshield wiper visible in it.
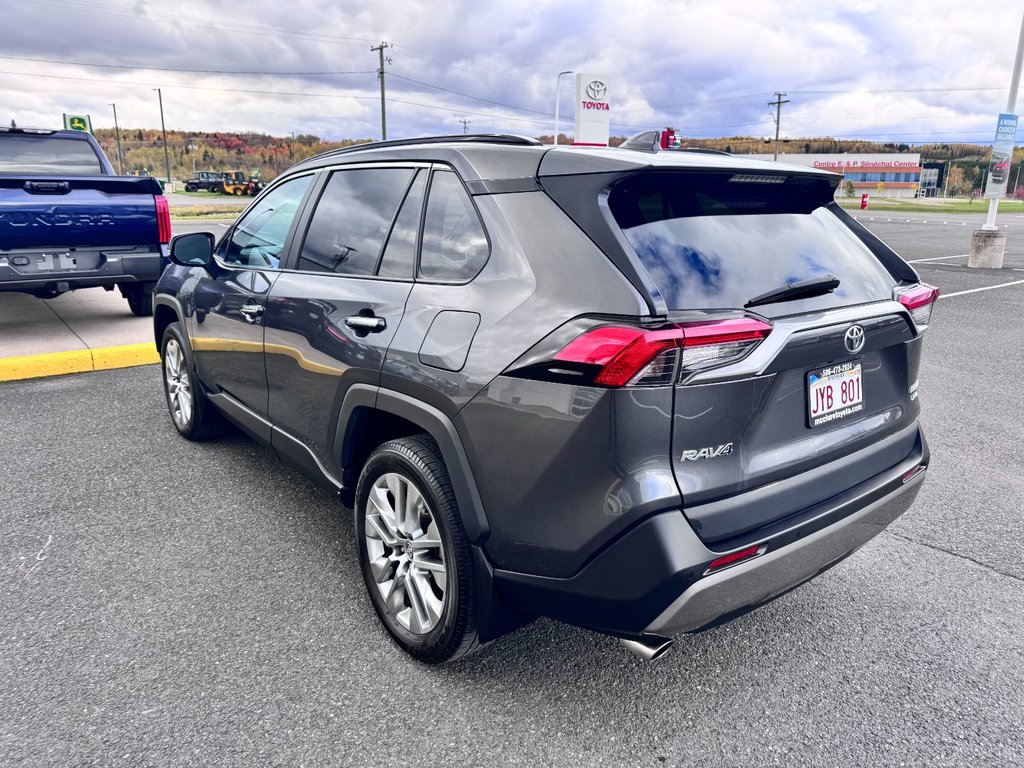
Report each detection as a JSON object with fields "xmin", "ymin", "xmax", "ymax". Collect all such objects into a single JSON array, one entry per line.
[{"xmin": 744, "ymin": 274, "xmax": 841, "ymax": 309}]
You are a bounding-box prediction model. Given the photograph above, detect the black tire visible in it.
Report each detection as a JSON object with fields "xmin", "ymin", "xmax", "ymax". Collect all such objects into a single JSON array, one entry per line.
[
  {"xmin": 123, "ymin": 283, "xmax": 154, "ymax": 317},
  {"xmin": 355, "ymin": 435, "xmax": 480, "ymax": 664},
  {"xmin": 185, "ymin": 183, "xmax": 196, "ymax": 192},
  {"xmin": 233, "ymin": 187, "xmax": 243, "ymax": 196},
  {"xmin": 160, "ymin": 322, "xmax": 226, "ymax": 441}
]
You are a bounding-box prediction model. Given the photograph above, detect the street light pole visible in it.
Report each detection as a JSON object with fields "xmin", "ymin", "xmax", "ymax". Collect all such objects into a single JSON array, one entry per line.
[
  {"xmin": 983, "ymin": 11, "xmax": 1024, "ymax": 230},
  {"xmin": 968, "ymin": 9, "xmax": 1024, "ymax": 268},
  {"xmin": 153, "ymin": 88, "xmax": 172, "ymax": 189},
  {"xmin": 553, "ymin": 70, "xmax": 573, "ymax": 146},
  {"xmin": 109, "ymin": 102, "xmax": 124, "ymax": 175}
]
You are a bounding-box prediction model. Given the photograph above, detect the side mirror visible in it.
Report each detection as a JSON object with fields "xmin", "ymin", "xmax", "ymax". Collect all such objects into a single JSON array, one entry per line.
[{"xmin": 169, "ymin": 232, "xmax": 215, "ymax": 267}]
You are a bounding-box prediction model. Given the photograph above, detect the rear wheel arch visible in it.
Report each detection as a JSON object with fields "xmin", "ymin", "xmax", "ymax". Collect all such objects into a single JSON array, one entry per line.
[{"xmin": 336, "ymin": 386, "xmax": 489, "ymax": 546}]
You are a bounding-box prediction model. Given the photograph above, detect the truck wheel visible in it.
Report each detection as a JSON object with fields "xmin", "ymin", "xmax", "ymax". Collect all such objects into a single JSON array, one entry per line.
[
  {"xmin": 185, "ymin": 184, "xmax": 196, "ymax": 192},
  {"xmin": 161, "ymin": 322, "xmax": 226, "ymax": 441},
  {"xmin": 355, "ymin": 436, "xmax": 481, "ymax": 664},
  {"xmin": 123, "ymin": 283, "xmax": 154, "ymax": 317},
  {"xmin": 233, "ymin": 187, "xmax": 243, "ymax": 196}
]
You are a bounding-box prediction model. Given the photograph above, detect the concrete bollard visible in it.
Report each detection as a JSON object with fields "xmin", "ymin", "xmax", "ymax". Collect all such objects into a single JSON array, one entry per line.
[{"xmin": 967, "ymin": 229, "xmax": 1007, "ymax": 269}]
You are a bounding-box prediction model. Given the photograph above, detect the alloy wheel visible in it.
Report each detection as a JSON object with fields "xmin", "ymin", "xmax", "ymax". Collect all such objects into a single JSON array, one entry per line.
[
  {"xmin": 164, "ymin": 338, "xmax": 193, "ymax": 428},
  {"xmin": 364, "ymin": 472, "xmax": 448, "ymax": 635}
]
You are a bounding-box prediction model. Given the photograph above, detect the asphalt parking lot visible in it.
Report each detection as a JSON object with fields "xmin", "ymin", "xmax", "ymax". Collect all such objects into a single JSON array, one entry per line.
[{"xmin": 3, "ymin": 214, "xmax": 1023, "ymax": 766}]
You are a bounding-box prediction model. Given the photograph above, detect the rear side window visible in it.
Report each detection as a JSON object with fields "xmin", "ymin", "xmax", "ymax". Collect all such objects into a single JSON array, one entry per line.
[
  {"xmin": 298, "ymin": 167, "xmax": 414, "ymax": 276},
  {"xmin": 378, "ymin": 170, "xmax": 426, "ymax": 279},
  {"xmin": 609, "ymin": 172, "xmax": 896, "ymax": 314},
  {"xmin": 418, "ymin": 170, "xmax": 488, "ymax": 281},
  {"xmin": 0, "ymin": 135, "xmax": 104, "ymax": 175}
]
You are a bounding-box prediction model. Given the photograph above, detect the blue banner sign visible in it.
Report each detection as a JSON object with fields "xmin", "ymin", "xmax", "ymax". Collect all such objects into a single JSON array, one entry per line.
[{"xmin": 985, "ymin": 112, "xmax": 1018, "ymax": 198}]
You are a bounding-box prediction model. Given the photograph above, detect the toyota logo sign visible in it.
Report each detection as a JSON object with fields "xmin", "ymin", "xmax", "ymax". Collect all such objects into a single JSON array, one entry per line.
[
  {"xmin": 844, "ymin": 325, "xmax": 866, "ymax": 354},
  {"xmin": 586, "ymin": 80, "xmax": 607, "ymax": 100}
]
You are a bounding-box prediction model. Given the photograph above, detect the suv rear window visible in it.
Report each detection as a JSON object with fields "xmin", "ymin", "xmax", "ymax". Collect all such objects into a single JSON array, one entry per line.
[
  {"xmin": 608, "ymin": 171, "xmax": 896, "ymax": 314},
  {"xmin": 0, "ymin": 135, "xmax": 104, "ymax": 175}
]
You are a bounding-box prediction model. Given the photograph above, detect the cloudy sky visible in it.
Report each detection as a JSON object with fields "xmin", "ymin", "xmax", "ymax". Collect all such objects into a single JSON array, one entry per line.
[{"xmin": 2, "ymin": 0, "xmax": 1022, "ymax": 144}]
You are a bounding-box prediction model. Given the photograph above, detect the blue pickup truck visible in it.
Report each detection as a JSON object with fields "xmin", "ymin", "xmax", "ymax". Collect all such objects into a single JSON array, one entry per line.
[{"xmin": 0, "ymin": 126, "xmax": 171, "ymax": 316}]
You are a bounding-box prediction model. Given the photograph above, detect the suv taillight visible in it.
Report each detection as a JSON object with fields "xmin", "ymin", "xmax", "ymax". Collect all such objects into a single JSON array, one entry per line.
[
  {"xmin": 895, "ymin": 283, "xmax": 939, "ymax": 330},
  {"xmin": 553, "ymin": 318, "xmax": 773, "ymax": 387},
  {"xmin": 155, "ymin": 194, "xmax": 171, "ymax": 244}
]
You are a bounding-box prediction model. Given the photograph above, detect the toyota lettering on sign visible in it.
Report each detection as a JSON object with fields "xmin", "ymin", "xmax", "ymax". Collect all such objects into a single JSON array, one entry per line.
[{"xmin": 573, "ymin": 73, "xmax": 611, "ymax": 146}]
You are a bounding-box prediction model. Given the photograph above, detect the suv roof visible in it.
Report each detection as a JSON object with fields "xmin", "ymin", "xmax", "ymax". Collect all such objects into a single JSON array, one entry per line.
[{"xmin": 289, "ymin": 133, "xmax": 838, "ymax": 184}]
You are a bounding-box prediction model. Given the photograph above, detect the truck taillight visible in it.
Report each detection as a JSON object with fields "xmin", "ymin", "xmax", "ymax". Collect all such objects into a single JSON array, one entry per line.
[
  {"xmin": 155, "ymin": 194, "xmax": 171, "ymax": 244},
  {"xmin": 553, "ymin": 317, "xmax": 773, "ymax": 387},
  {"xmin": 895, "ymin": 283, "xmax": 939, "ymax": 330}
]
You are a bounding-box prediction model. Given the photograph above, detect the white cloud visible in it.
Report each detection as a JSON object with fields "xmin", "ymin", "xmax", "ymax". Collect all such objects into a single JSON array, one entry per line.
[{"xmin": 1, "ymin": 0, "xmax": 1020, "ymax": 144}]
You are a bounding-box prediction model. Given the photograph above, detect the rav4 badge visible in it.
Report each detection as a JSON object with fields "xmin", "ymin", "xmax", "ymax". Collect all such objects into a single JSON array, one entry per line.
[{"xmin": 682, "ymin": 443, "xmax": 734, "ymax": 461}]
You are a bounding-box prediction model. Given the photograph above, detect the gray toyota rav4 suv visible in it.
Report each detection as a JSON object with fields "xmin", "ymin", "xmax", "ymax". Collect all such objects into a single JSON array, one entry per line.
[{"xmin": 154, "ymin": 134, "xmax": 935, "ymax": 663}]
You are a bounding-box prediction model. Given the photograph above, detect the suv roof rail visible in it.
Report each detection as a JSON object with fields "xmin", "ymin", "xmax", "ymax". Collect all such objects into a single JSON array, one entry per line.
[{"xmin": 313, "ymin": 133, "xmax": 544, "ymax": 161}]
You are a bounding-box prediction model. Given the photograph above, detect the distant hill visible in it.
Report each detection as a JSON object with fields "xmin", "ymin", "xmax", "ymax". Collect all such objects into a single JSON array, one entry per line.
[
  {"xmin": 92, "ymin": 127, "xmax": 1009, "ymax": 194},
  {"xmin": 92, "ymin": 128, "xmax": 371, "ymax": 181}
]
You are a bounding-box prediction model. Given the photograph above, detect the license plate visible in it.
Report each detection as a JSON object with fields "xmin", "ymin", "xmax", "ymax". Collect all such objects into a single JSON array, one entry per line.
[{"xmin": 807, "ymin": 360, "xmax": 864, "ymax": 427}]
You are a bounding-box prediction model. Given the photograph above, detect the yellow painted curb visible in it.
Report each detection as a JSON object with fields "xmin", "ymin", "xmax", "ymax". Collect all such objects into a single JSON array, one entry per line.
[{"xmin": 0, "ymin": 343, "xmax": 160, "ymax": 382}]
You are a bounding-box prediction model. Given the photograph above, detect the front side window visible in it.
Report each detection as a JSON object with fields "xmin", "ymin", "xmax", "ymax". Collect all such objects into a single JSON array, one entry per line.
[
  {"xmin": 221, "ymin": 174, "xmax": 312, "ymax": 268},
  {"xmin": 418, "ymin": 170, "xmax": 489, "ymax": 281},
  {"xmin": 297, "ymin": 167, "xmax": 414, "ymax": 276}
]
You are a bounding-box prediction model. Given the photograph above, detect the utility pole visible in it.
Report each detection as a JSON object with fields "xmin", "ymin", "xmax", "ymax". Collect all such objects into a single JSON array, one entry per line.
[
  {"xmin": 109, "ymin": 102, "xmax": 124, "ymax": 175},
  {"xmin": 153, "ymin": 88, "xmax": 172, "ymax": 189},
  {"xmin": 371, "ymin": 42, "xmax": 391, "ymax": 140},
  {"xmin": 458, "ymin": 118, "xmax": 470, "ymax": 134},
  {"xmin": 768, "ymin": 91, "xmax": 789, "ymax": 161}
]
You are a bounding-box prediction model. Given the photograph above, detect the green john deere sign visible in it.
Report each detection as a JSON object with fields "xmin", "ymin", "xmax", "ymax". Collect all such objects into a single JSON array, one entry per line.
[{"xmin": 62, "ymin": 114, "xmax": 93, "ymax": 134}]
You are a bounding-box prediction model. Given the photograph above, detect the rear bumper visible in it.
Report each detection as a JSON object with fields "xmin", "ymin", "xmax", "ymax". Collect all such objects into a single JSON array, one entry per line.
[
  {"xmin": 493, "ymin": 425, "xmax": 927, "ymax": 638},
  {"xmin": 0, "ymin": 249, "xmax": 164, "ymax": 292},
  {"xmin": 645, "ymin": 466, "xmax": 923, "ymax": 636}
]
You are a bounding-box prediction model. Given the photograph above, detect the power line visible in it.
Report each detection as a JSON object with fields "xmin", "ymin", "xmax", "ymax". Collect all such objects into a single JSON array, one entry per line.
[
  {"xmin": 32, "ymin": 0, "xmax": 379, "ymax": 46},
  {"xmin": 0, "ymin": 54, "xmax": 374, "ymax": 76},
  {"xmin": 389, "ymin": 44, "xmax": 552, "ymax": 86},
  {"xmin": 791, "ymin": 85, "xmax": 1006, "ymax": 95},
  {"xmin": 0, "ymin": 67, "xmax": 557, "ymax": 127},
  {"xmin": 29, "ymin": 0, "xmax": 554, "ymax": 87},
  {"xmin": 389, "ymin": 73, "xmax": 551, "ymax": 116}
]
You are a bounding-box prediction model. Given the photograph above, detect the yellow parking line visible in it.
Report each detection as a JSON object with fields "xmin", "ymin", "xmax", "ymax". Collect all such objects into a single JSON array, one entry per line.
[{"xmin": 0, "ymin": 342, "xmax": 159, "ymax": 382}]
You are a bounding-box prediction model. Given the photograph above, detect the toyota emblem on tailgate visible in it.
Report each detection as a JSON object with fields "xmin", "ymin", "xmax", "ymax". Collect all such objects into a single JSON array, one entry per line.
[{"xmin": 844, "ymin": 325, "xmax": 866, "ymax": 354}]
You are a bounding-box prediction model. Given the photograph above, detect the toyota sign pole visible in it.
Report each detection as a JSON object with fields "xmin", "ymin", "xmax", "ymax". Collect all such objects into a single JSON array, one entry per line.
[{"xmin": 969, "ymin": 9, "xmax": 1024, "ymax": 268}]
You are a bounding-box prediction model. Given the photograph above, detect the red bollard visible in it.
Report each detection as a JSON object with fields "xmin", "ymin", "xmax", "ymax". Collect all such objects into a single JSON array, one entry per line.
[{"xmin": 860, "ymin": 193, "xmax": 869, "ymax": 210}]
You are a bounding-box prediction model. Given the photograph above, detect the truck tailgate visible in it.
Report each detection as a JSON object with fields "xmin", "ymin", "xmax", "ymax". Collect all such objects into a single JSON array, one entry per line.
[{"xmin": 0, "ymin": 175, "xmax": 161, "ymax": 250}]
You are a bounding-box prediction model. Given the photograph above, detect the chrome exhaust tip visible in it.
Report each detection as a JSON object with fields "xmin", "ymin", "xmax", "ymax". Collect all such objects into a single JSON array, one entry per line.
[{"xmin": 620, "ymin": 634, "xmax": 673, "ymax": 661}]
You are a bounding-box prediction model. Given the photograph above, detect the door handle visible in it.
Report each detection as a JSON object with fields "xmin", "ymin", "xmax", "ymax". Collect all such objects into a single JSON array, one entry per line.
[
  {"xmin": 344, "ymin": 314, "xmax": 387, "ymax": 333},
  {"xmin": 239, "ymin": 304, "xmax": 264, "ymax": 322}
]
